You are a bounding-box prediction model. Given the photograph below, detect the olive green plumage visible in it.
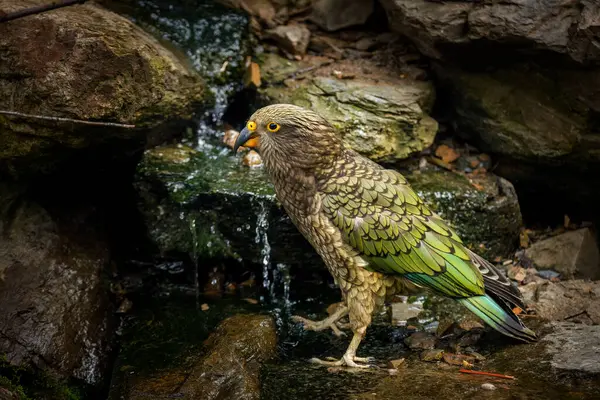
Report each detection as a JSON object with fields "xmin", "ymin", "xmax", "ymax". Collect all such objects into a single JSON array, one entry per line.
[{"xmin": 234, "ymin": 104, "xmax": 536, "ymax": 367}]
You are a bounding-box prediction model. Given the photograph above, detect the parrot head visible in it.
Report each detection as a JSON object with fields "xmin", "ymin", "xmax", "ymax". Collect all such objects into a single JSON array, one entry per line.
[{"xmin": 233, "ymin": 104, "xmax": 343, "ymax": 169}]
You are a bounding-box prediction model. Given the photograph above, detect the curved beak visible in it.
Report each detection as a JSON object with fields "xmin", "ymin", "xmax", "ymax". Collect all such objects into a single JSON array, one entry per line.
[{"xmin": 233, "ymin": 127, "xmax": 260, "ymax": 153}]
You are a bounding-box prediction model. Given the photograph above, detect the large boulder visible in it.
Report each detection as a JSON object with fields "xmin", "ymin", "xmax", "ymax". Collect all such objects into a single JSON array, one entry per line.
[
  {"xmin": 380, "ymin": 0, "xmax": 600, "ymax": 218},
  {"xmin": 379, "ymin": 0, "xmax": 600, "ymax": 64},
  {"xmin": 258, "ymin": 52, "xmax": 438, "ymax": 163},
  {"xmin": 134, "ymin": 143, "xmax": 521, "ymax": 279},
  {"xmin": 0, "ymin": 184, "xmax": 113, "ymax": 387},
  {"xmin": 0, "ymin": 0, "xmax": 210, "ymax": 178},
  {"xmin": 110, "ymin": 311, "xmax": 277, "ymax": 400},
  {"xmin": 433, "ymin": 66, "xmax": 590, "ymax": 161}
]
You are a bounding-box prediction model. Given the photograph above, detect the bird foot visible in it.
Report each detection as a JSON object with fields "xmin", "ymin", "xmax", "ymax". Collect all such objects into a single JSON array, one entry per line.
[
  {"xmin": 291, "ymin": 315, "xmax": 347, "ymax": 337},
  {"xmin": 291, "ymin": 304, "xmax": 349, "ymax": 337},
  {"xmin": 309, "ymin": 354, "xmax": 376, "ymax": 369}
]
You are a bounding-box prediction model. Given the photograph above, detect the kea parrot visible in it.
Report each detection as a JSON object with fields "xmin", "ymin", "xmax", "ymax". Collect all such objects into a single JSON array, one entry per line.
[{"xmin": 233, "ymin": 104, "xmax": 536, "ymax": 368}]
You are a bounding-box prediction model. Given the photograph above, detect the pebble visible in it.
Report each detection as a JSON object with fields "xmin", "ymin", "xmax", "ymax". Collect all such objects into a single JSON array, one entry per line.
[
  {"xmin": 420, "ymin": 349, "xmax": 445, "ymax": 362},
  {"xmin": 481, "ymin": 383, "xmax": 497, "ymax": 391},
  {"xmin": 404, "ymin": 331, "xmax": 436, "ymax": 350},
  {"xmin": 507, "ymin": 265, "xmax": 527, "ymax": 282},
  {"xmin": 387, "ymin": 358, "xmax": 406, "ymax": 369},
  {"xmin": 243, "ymin": 150, "xmax": 263, "ymax": 168},
  {"xmin": 537, "ymin": 269, "xmax": 560, "ymax": 280}
]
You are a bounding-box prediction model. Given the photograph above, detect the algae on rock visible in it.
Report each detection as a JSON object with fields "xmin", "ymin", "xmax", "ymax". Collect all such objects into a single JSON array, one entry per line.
[
  {"xmin": 258, "ymin": 53, "xmax": 438, "ymax": 163},
  {"xmin": 0, "ymin": 0, "xmax": 210, "ymax": 178}
]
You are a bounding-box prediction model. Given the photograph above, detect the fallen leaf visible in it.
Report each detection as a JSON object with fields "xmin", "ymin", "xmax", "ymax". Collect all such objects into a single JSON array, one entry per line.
[
  {"xmin": 201, "ymin": 303, "xmax": 209, "ymax": 311},
  {"xmin": 435, "ymin": 144, "xmax": 460, "ymax": 163},
  {"xmin": 244, "ymin": 61, "xmax": 261, "ymax": 88},
  {"xmin": 243, "ymin": 298, "xmax": 259, "ymax": 304}
]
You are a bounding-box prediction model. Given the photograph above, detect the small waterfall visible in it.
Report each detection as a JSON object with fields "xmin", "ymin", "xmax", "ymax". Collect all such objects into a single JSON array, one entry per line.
[
  {"xmin": 254, "ymin": 199, "xmax": 272, "ymax": 302},
  {"xmin": 188, "ymin": 215, "xmax": 201, "ymax": 311}
]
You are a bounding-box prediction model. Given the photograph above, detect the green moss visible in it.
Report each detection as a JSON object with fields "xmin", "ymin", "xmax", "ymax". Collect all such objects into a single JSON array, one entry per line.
[{"xmin": 0, "ymin": 356, "xmax": 83, "ymax": 400}]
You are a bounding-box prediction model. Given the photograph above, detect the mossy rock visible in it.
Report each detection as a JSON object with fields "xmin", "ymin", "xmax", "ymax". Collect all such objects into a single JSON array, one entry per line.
[
  {"xmin": 257, "ymin": 53, "xmax": 438, "ymax": 162},
  {"xmin": 435, "ymin": 65, "xmax": 587, "ymax": 160},
  {"xmin": 0, "ymin": 0, "xmax": 212, "ymax": 178}
]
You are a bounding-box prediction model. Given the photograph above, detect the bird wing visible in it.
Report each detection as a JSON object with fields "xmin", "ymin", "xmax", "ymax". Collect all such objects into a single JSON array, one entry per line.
[{"xmin": 320, "ymin": 155, "xmax": 514, "ymax": 301}]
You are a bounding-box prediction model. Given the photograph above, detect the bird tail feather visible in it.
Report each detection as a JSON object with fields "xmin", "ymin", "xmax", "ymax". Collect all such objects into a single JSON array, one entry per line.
[{"xmin": 458, "ymin": 294, "xmax": 537, "ymax": 342}]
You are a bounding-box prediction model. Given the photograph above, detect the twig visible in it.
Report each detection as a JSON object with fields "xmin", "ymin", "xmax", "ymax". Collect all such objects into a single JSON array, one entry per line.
[
  {"xmin": 0, "ymin": 110, "xmax": 136, "ymax": 128},
  {"xmin": 0, "ymin": 0, "xmax": 88, "ymax": 23},
  {"xmin": 459, "ymin": 369, "xmax": 515, "ymax": 380}
]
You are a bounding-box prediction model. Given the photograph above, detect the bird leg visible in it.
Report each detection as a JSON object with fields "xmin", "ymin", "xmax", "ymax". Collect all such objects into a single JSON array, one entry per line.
[
  {"xmin": 309, "ymin": 326, "xmax": 374, "ymax": 368},
  {"xmin": 292, "ymin": 304, "xmax": 349, "ymax": 337}
]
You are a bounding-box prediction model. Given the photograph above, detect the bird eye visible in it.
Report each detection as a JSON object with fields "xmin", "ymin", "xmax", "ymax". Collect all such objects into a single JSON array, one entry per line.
[
  {"xmin": 247, "ymin": 121, "xmax": 257, "ymax": 131},
  {"xmin": 267, "ymin": 122, "xmax": 280, "ymax": 132}
]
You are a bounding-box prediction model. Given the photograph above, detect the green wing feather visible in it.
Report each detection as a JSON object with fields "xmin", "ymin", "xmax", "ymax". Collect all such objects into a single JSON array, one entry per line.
[
  {"xmin": 319, "ymin": 152, "xmax": 536, "ymax": 341},
  {"xmin": 321, "ymin": 157, "xmax": 485, "ymax": 299}
]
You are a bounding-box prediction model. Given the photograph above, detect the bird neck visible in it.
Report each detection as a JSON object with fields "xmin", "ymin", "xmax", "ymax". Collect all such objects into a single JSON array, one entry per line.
[{"xmin": 263, "ymin": 150, "xmax": 342, "ymax": 215}]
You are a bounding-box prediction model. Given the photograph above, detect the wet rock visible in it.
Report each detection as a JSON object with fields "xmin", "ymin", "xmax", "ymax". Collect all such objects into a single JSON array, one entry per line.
[
  {"xmin": 134, "ymin": 143, "xmax": 325, "ymax": 274},
  {"xmin": 379, "ymin": 0, "xmax": 600, "ymax": 64},
  {"xmin": 524, "ymin": 228, "xmax": 600, "ymax": 280},
  {"xmin": 265, "ymin": 23, "xmax": 311, "ymax": 56},
  {"xmin": 310, "ymin": 0, "xmax": 374, "ymax": 32},
  {"xmin": 544, "ymin": 322, "xmax": 600, "ymax": 375},
  {"xmin": 404, "ymin": 332, "xmax": 436, "ymax": 350},
  {"xmin": 259, "ymin": 53, "xmax": 438, "ymax": 163},
  {"xmin": 121, "ymin": 314, "xmax": 276, "ymax": 400},
  {"xmin": 0, "ymin": 184, "xmax": 113, "ymax": 386},
  {"xmin": 263, "ymin": 317, "xmax": 600, "ymax": 399},
  {"xmin": 179, "ymin": 314, "xmax": 277, "ymax": 399},
  {"xmin": 0, "ymin": 0, "xmax": 209, "ymax": 178},
  {"xmin": 435, "ymin": 66, "xmax": 586, "ymax": 162},
  {"xmin": 106, "ymin": 0, "xmax": 251, "ymax": 85},
  {"xmin": 520, "ymin": 280, "xmax": 600, "ymax": 324}
]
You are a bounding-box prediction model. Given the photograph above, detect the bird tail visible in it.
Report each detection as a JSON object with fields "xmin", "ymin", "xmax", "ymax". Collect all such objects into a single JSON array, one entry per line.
[{"xmin": 458, "ymin": 294, "xmax": 537, "ymax": 342}]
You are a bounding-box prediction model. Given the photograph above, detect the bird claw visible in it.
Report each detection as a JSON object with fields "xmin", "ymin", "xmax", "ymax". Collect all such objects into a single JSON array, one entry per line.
[
  {"xmin": 291, "ymin": 315, "xmax": 347, "ymax": 337},
  {"xmin": 309, "ymin": 354, "xmax": 377, "ymax": 369}
]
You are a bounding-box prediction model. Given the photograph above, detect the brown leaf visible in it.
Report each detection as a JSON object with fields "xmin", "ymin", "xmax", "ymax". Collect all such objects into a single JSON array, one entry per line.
[
  {"xmin": 244, "ymin": 62, "xmax": 261, "ymax": 88},
  {"xmin": 435, "ymin": 144, "xmax": 460, "ymax": 163}
]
